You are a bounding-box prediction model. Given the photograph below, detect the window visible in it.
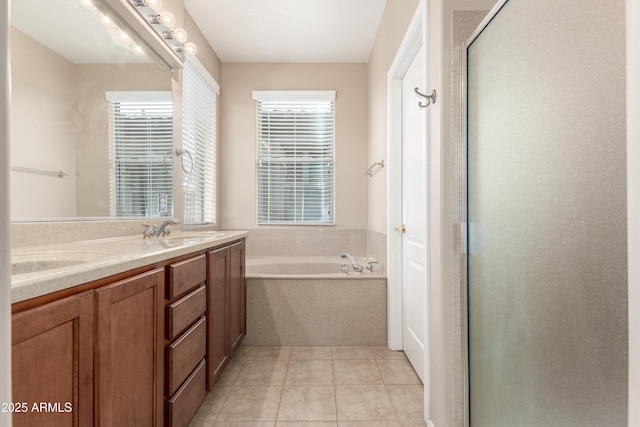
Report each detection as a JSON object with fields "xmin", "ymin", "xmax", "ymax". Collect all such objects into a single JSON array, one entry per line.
[
  {"xmin": 253, "ymin": 90, "xmax": 336, "ymax": 225},
  {"xmin": 107, "ymin": 91, "xmax": 173, "ymax": 218},
  {"xmin": 182, "ymin": 56, "xmax": 219, "ymax": 225}
]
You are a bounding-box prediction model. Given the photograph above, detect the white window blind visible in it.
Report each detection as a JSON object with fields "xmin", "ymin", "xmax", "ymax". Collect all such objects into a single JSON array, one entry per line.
[
  {"xmin": 183, "ymin": 56, "xmax": 219, "ymax": 225},
  {"xmin": 253, "ymin": 90, "xmax": 336, "ymax": 225},
  {"xmin": 106, "ymin": 91, "xmax": 173, "ymax": 218}
]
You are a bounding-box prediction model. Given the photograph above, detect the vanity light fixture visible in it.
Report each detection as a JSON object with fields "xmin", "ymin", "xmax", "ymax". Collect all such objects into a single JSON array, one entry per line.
[
  {"xmin": 80, "ymin": 0, "xmax": 148, "ymax": 57},
  {"xmin": 127, "ymin": 0, "xmax": 197, "ymax": 58}
]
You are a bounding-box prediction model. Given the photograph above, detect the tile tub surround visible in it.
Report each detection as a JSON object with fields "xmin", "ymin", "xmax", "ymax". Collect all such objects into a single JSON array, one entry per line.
[
  {"xmin": 246, "ymin": 228, "xmax": 367, "ymax": 257},
  {"xmin": 189, "ymin": 345, "xmax": 425, "ymax": 426},
  {"xmin": 245, "ymin": 276, "xmax": 387, "ymax": 346},
  {"xmin": 367, "ymin": 229, "xmax": 387, "ymax": 271}
]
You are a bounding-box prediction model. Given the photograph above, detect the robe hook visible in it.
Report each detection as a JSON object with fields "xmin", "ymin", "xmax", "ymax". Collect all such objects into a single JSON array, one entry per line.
[{"xmin": 414, "ymin": 88, "xmax": 437, "ymax": 108}]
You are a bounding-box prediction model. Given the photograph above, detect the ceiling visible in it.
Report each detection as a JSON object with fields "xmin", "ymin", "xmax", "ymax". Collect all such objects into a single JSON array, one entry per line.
[{"xmin": 184, "ymin": 0, "xmax": 388, "ymax": 63}]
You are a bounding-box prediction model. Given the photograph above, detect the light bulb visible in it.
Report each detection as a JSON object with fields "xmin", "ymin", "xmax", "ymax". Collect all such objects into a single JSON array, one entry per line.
[
  {"xmin": 183, "ymin": 42, "xmax": 197, "ymax": 56},
  {"xmin": 116, "ymin": 30, "xmax": 132, "ymax": 46},
  {"xmin": 172, "ymin": 28, "xmax": 188, "ymax": 43},
  {"xmin": 146, "ymin": 0, "xmax": 161, "ymax": 10},
  {"xmin": 79, "ymin": 0, "xmax": 96, "ymax": 11},
  {"xmin": 159, "ymin": 11, "xmax": 176, "ymax": 28},
  {"xmin": 131, "ymin": 44, "xmax": 146, "ymax": 56},
  {"xmin": 99, "ymin": 14, "xmax": 116, "ymax": 29}
]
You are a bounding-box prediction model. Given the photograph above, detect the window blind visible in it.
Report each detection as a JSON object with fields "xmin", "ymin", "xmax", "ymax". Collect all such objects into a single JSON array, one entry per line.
[
  {"xmin": 182, "ymin": 56, "xmax": 219, "ymax": 225},
  {"xmin": 106, "ymin": 91, "xmax": 173, "ymax": 218},
  {"xmin": 253, "ymin": 91, "xmax": 336, "ymax": 225}
]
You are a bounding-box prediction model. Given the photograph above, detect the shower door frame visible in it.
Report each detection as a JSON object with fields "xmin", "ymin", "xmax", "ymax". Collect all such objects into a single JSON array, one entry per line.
[
  {"xmin": 462, "ymin": 0, "xmax": 631, "ymax": 425},
  {"xmin": 459, "ymin": 1, "xmax": 516, "ymax": 426}
]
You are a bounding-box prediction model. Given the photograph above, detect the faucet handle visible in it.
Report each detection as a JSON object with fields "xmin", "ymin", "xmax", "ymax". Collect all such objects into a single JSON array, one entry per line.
[
  {"xmin": 142, "ymin": 222, "xmax": 156, "ymax": 239},
  {"xmin": 366, "ymin": 260, "xmax": 379, "ymax": 271}
]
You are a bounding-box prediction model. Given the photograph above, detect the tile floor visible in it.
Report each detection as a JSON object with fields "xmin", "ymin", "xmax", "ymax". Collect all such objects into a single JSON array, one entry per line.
[{"xmin": 189, "ymin": 345, "xmax": 426, "ymax": 427}]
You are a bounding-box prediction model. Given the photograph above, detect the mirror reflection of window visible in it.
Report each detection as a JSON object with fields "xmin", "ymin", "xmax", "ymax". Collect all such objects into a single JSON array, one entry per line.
[
  {"xmin": 9, "ymin": 0, "xmax": 173, "ymax": 220},
  {"xmin": 106, "ymin": 91, "xmax": 173, "ymax": 218},
  {"xmin": 182, "ymin": 57, "xmax": 219, "ymax": 225}
]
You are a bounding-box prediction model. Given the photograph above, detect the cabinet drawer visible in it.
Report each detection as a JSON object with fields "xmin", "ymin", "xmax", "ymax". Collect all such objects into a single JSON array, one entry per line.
[
  {"xmin": 166, "ymin": 359, "xmax": 206, "ymax": 427},
  {"xmin": 168, "ymin": 255, "xmax": 206, "ymax": 299},
  {"xmin": 167, "ymin": 316, "xmax": 206, "ymax": 396},
  {"xmin": 167, "ymin": 285, "xmax": 206, "ymax": 340}
]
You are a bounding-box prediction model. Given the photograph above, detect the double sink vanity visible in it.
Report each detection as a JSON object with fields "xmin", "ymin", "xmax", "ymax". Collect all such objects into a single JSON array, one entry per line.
[
  {"xmin": 8, "ymin": 0, "xmax": 247, "ymax": 424},
  {"xmin": 10, "ymin": 228, "xmax": 247, "ymax": 427}
]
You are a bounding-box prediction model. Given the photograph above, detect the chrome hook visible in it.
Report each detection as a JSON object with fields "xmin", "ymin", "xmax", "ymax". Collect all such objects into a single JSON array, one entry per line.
[{"xmin": 414, "ymin": 88, "xmax": 437, "ymax": 108}]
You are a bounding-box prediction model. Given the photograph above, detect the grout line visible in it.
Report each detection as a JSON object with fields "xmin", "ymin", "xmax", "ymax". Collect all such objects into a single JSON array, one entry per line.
[
  {"xmin": 274, "ymin": 351, "xmax": 291, "ymax": 423},
  {"xmin": 332, "ymin": 355, "xmax": 339, "ymax": 423}
]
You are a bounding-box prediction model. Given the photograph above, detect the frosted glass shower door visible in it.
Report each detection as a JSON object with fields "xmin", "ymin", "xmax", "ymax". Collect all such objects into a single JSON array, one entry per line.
[{"xmin": 466, "ymin": 0, "xmax": 627, "ymax": 426}]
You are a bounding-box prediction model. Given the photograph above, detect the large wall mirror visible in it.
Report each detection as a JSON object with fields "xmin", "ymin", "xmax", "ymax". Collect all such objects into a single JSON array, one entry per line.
[{"xmin": 10, "ymin": 0, "xmax": 175, "ymax": 220}]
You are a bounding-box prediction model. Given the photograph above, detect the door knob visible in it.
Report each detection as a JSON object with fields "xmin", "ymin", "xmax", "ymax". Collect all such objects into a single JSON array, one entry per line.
[{"xmin": 395, "ymin": 224, "xmax": 406, "ymax": 234}]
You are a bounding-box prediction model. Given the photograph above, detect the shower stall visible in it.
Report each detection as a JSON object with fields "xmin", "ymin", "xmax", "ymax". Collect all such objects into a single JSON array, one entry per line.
[{"xmin": 465, "ymin": 0, "xmax": 627, "ymax": 425}]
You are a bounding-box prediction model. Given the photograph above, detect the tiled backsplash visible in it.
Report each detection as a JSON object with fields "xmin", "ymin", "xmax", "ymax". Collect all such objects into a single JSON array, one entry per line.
[
  {"xmin": 11, "ymin": 220, "xmax": 147, "ymax": 249},
  {"xmin": 245, "ymin": 227, "xmax": 367, "ymax": 257},
  {"xmin": 11, "ymin": 222, "xmax": 387, "ymax": 268}
]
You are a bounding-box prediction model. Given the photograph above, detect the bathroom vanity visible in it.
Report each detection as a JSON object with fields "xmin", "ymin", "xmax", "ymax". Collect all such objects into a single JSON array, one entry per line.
[{"xmin": 10, "ymin": 232, "xmax": 247, "ymax": 427}]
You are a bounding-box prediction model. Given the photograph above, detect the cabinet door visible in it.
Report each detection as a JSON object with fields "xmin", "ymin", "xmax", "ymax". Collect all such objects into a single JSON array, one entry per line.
[
  {"xmin": 206, "ymin": 247, "xmax": 229, "ymax": 390},
  {"xmin": 12, "ymin": 291, "xmax": 94, "ymax": 427},
  {"xmin": 229, "ymin": 241, "xmax": 246, "ymax": 354},
  {"xmin": 95, "ymin": 268, "xmax": 164, "ymax": 427}
]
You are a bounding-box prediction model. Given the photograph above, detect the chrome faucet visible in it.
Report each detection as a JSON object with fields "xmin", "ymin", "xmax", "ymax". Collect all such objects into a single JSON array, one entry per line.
[
  {"xmin": 341, "ymin": 253, "xmax": 363, "ymax": 272},
  {"xmin": 142, "ymin": 219, "xmax": 180, "ymax": 238}
]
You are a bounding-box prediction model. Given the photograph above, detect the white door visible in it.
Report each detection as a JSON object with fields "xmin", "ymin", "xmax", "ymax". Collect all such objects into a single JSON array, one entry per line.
[{"xmin": 401, "ymin": 48, "xmax": 428, "ymax": 383}]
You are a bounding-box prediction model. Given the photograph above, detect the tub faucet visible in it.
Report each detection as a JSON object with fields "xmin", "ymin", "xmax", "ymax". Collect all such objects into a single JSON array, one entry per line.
[
  {"xmin": 142, "ymin": 219, "xmax": 180, "ymax": 238},
  {"xmin": 341, "ymin": 253, "xmax": 363, "ymax": 272}
]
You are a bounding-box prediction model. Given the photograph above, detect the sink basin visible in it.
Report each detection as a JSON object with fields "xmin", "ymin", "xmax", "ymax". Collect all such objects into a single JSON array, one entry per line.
[
  {"xmin": 12, "ymin": 251, "xmax": 109, "ymax": 275},
  {"xmin": 165, "ymin": 231, "xmax": 226, "ymax": 240},
  {"xmin": 159, "ymin": 231, "xmax": 226, "ymax": 243}
]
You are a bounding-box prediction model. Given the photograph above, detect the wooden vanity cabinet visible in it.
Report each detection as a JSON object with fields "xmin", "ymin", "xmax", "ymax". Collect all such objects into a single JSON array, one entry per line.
[
  {"xmin": 206, "ymin": 246, "xmax": 230, "ymax": 388},
  {"xmin": 11, "ymin": 290, "xmax": 94, "ymax": 427},
  {"xmin": 165, "ymin": 255, "xmax": 207, "ymax": 427},
  {"xmin": 206, "ymin": 240, "xmax": 246, "ymax": 389},
  {"xmin": 11, "ymin": 238, "xmax": 246, "ymax": 427},
  {"xmin": 229, "ymin": 241, "xmax": 246, "ymax": 354},
  {"xmin": 95, "ymin": 268, "xmax": 165, "ymax": 427}
]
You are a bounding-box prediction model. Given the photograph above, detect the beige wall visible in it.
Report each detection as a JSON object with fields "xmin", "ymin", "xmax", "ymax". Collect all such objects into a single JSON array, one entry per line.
[
  {"xmin": 184, "ymin": 11, "xmax": 221, "ymax": 84},
  {"xmin": 367, "ymin": 0, "xmax": 421, "ymax": 235},
  {"xmin": 10, "ymin": 28, "xmax": 77, "ymax": 218},
  {"xmin": 220, "ymin": 62, "xmax": 368, "ymax": 229}
]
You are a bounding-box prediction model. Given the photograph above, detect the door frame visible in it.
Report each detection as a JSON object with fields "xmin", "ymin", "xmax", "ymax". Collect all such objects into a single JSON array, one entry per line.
[
  {"xmin": 387, "ymin": 0, "xmax": 427, "ymax": 352},
  {"xmin": 386, "ymin": 0, "xmax": 430, "ymax": 420}
]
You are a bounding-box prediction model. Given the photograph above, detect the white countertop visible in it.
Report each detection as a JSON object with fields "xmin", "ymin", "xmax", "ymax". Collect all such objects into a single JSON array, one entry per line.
[{"xmin": 11, "ymin": 230, "xmax": 248, "ymax": 304}]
